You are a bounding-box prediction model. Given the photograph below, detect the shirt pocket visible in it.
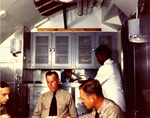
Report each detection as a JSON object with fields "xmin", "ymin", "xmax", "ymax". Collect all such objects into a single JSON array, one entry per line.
[
  {"xmin": 57, "ymin": 102, "xmax": 69, "ymax": 113},
  {"xmin": 41, "ymin": 102, "xmax": 50, "ymax": 116}
]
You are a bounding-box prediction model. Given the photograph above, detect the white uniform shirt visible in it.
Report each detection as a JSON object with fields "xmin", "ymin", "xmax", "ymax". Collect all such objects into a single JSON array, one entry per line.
[{"xmin": 95, "ymin": 59, "xmax": 126, "ymax": 112}]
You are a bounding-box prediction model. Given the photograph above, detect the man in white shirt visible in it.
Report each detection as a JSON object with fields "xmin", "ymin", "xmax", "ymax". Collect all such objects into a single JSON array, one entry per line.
[{"xmin": 94, "ymin": 45, "xmax": 126, "ymax": 112}]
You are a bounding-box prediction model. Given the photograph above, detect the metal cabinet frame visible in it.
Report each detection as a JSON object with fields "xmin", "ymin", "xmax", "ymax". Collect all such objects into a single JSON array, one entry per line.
[{"xmin": 30, "ymin": 32, "xmax": 118, "ymax": 69}]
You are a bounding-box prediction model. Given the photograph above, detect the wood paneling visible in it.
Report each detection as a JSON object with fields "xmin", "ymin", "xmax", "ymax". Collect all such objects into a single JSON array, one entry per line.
[{"xmin": 37, "ymin": 28, "xmax": 101, "ymax": 31}]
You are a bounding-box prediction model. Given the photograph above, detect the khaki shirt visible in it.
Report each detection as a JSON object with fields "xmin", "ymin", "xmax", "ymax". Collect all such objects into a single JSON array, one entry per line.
[
  {"xmin": 79, "ymin": 98, "xmax": 125, "ymax": 118},
  {"xmin": 33, "ymin": 89, "xmax": 78, "ymax": 118}
]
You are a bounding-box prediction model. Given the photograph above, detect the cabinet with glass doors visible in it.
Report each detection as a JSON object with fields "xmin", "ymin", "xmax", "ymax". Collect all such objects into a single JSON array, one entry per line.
[
  {"xmin": 95, "ymin": 32, "xmax": 118, "ymax": 67},
  {"xmin": 30, "ymin": 32, "xmax": 118, "ymax": 69},
  {"xmin": 31, "ymin": 32, "xmax": 72, "ymax": 68},
  {"xmin": 74, "ymin": 32, "xmax": 96, "ymax": 68}
]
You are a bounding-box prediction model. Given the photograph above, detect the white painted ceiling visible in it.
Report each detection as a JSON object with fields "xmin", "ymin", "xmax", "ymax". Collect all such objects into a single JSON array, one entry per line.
[
  {"xmin": 0, "ymin": 0, "xmax": 138, "ymax": 44},
  {"xmin": 0, "ymin": 0, "xmax": 44, "ymax": 44}
]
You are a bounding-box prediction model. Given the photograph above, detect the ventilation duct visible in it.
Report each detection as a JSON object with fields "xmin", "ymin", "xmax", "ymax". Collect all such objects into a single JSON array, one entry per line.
[
  {"xmin": 102, "ymin": 0, "xmax": 138, "ymax": 28},
  {"xmin": 77, "ymin": 0, "xmax": 95, "ymax": 16},
  {"xmin": 114, "ymin": 0, "xmax": 138, "ymax": 17}
]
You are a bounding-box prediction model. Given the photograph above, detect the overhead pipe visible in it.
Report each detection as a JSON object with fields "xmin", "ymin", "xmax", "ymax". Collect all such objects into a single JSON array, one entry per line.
[
  {"xmin": 63, "ymin": 5, "xmax": 67, "ymax": 29},
  {"xmin": 77, "ymin": 0, "xmax": 83, "ymax": 16},
  {"xmin": 95, "ymin": 0, "xmax": 103, "ymax": 7},
  {"xmin": 87, "ymin": 0, "xmax": 94, "ymax": 14},
  {"xmin": 77, "ymin": 0, "xmax": 95, "ymax": 16},
  {"xmin": 83, "ymin": 0, "xmax": 88, "ymax": 15}
]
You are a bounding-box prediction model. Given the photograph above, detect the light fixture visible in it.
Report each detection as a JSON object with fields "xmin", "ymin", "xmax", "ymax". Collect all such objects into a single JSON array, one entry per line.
[
  {"xmin": 128, "ymin": 18, "xmax": 142, "ymax": 43},
  {"xmin": 128, "ymin": 5, "xmax": 144, "ymax": 43},
  {"xmin": 10, "ymin": 38, "xmax": 22, "ymax": 57},
  {"xmin": 55, "ymin": 0, "xmax": 75, "ymax": 3},
  {"xmin": 0, "ymin": 10, "xmax": 7, "ymax": 19}
]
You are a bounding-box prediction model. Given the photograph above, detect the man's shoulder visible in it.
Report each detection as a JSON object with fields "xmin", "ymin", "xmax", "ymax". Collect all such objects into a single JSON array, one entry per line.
[
  {"xmin": 103, "ymin": 99, "xmax": 125, "ymax": 117},
  {"xmin": 60, "ymin": 89, "xmax": 72, "ymax": 95},
  {"xmin": 102, "ymin": 59, "xmax": 120, "ymax": 73},
  {"xmin": 104, "ymin": 98, "xmax": 116, "ymax": 105},
  {"xmin": 58, "ymin": 89, "xmax": 73, "ymax": 100},
  {"xmin": 104, "ymin": 98, "xmax": 122, "ymax": 111},
  {"xmin": 40, "ymin": 91, "xmax": 51, "ymax": 97}
]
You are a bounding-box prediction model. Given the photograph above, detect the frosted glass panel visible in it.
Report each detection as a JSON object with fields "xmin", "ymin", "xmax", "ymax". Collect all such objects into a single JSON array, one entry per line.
[
  {"xmin": 36, "ymin": 36, "xmax": 48, "ymax": 43},
  {"xmin": 35, "ymin": 36, "xmax": 49, "ymax": 64},
  {"xmin": 56, "ymin": 36, "xmax": 68, "ymax": 43},
  {"xmin": 78, "ymin": 36, "xmax": 92, "ymax": 64},
  {"xmin": 98, "ymin": 36, "xmax": 111, "ymax": 48},
  {"xmin": 79, "ymin": 56, "xmax": 91, "ymax": 63},
  {"xmin": 56, "ymin": 45, "xmax": 68, "ymax": 54},
  {"xmin": 36, "ymin": 56, "xmax": 48, "ymax": 63},
  {"xmin": 36, "ymin": 45, "xmax": 48, "ymax": 54},
  {"xmin": 56, "ymin": 56, "xmax": 68, "ymax": 64},
  {"xmin": 55, "ymin": 36, "xmax": 68, "ymax": 64},
  {"xmin": 79, "ymin": 45, "xmax": 91, "ymax": 54}
]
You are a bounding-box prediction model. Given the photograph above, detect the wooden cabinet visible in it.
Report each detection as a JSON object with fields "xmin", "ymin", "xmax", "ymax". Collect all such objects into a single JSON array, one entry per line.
[{"xmin": 30, "ymin": 32, "xmax": 118, "ymax": 69}]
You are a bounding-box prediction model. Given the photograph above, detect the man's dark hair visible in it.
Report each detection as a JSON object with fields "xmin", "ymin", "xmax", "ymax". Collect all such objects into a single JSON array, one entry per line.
[
  {"xmin": 45, "ymin": 71, "xmax": 59, "ymax": 79},
  {"xmin": 64, "ymin": 69, "xmax": 72, "ymax": 73},
  {"xmin": 95, "ymin": 45, "xmax": 111, "ymax": 58},
  {"xmin": 79, "ymin": 80, "xmax": 103, "ymax": 97},
  {"xmin": 0, "ymin": 82, "xmax": 9, "ymax": 88}
]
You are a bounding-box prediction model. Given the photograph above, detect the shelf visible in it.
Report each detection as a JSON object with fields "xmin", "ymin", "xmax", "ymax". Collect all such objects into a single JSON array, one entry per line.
[
  {"xmin": 55, "ymin": 54, "xmax": 68, "ymax": 56},
  {"xmin": 79, "ymin": 43, "xmax": 91, "ymax": 46},
  {"xmin": 36, "ymin": 54, "xmax": 48, "ymax": 56},
  {"xmin": 56, "ymin": 43, "xmax": 68, "ymax": 46},
  {"xmin": 79, "ymin": 54, "xmax": 91, "ymax": 56},
  {"xmin": 36, "ymin": 43, "xmax": 48, "ymax": 46}
]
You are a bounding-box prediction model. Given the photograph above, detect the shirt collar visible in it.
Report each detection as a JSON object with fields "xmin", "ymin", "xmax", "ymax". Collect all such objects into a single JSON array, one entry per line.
[
  {"xmin": 96, "ymin": 98, "xmax": 107, "ymax": 115},
  {"xmin": 92, "ymin": 108, "xmax": 101, "ymax": 117},
  {"xmin": 91, "ymin": 98, "xmax": 107, "ymax": 116},
  {"xmin": 50, "ymin": 88, "xmax": 61, "ymax": 96},
  {"xmin": 104, "ymin": 58, "xmax": 113, "ymax": 65}
]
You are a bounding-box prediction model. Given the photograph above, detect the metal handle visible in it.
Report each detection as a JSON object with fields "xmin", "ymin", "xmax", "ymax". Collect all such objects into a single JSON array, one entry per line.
[
  {"xmin": 49, "ymin": 48, "xmax": 51, "ymax": 52},
  {"xmin": 92, "ymin": 48, "xmax": 95, "ymax": 52},
  {"xmin": 16, "ymin": 75, "xmax": 22, "ymax": 80},
  {"xmin": 52, "ymin": 48, "xmax": 55, "ymax": 52},
  {"xmin": 36, "ymin": 91, "xmax": 41, "ymax": 95}
]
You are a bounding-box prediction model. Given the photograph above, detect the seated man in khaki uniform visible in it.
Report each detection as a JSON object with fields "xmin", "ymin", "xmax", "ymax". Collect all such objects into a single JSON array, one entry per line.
[
  {"xmin": 33, "ymin": 71, "xmax": 78, "ymax": 118},
  {"xmin": 0, "ymin": 82, "xmax": 11, "ymax": 118},
  {"xmin": 79, "ymin": 80, "xmax": 125, "ymax": 118}
]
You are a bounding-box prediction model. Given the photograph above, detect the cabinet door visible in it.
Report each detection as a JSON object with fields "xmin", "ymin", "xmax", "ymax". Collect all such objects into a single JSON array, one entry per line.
[
  {"xmin": 31, "ymin": 32, "xmax": 51, "ymax": 68},
  {"xmin": 95, "ymin": 32, "xmax": 117, "ymax": 67},
  {"xmin": 52, "ymin": 32, "xmax": 72, "ymax": 67},
  {"xmin": 75, "ymin": 32, "xmax": 96, "ymax": 68}
]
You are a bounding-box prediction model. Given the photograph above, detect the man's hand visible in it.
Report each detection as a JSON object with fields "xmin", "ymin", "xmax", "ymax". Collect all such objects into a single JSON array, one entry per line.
[{"xmin": 0, "ymin": 114, "xmax": 11, "ymax": 118}]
